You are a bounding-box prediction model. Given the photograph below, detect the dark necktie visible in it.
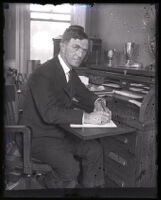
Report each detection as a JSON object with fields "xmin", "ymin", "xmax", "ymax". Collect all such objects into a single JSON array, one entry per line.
[
  {"xmin": 67, "ymin": 70, "xmax": 72, "ymax": 84},
  {"xmin": 67, "ymin": 70, "xmax": 74, "ymax": 99}
]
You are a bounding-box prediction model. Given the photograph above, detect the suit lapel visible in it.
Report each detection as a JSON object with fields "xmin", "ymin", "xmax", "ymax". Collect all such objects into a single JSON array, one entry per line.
[{"xmin": 54, "ymin": 56, "xmax": 73, "ymax": 99}]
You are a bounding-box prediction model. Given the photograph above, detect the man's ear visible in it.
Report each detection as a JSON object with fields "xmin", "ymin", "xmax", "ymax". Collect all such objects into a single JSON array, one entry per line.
[{"xmin": 60, "ymin": 42, "xmax": 66, "ymax": 54}]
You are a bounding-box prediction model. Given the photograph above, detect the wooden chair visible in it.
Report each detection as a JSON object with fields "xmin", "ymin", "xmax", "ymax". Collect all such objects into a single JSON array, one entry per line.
[{"xmin": 4, "ymin": 84, "xmax": 54, "ymax": 190}]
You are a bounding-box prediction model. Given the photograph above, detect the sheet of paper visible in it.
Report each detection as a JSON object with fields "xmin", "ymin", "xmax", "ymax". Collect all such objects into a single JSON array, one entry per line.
[
  {"xmin": 94, "ymin": 90, "xmax": 114, "ymax": 95},
  {"xmin": 78, "ymin": 76, "xmax": 89, "ymax": 86},
  {"xmin": 102, "ymin": 83, "xmax": 120, "ymax": 88},
  {"xmin": 129, "ymin": 87, "xmax": 144, "ymax": 92},
  {"xmin": 89, "ymin": 85, "xmax": 105, "ymax": 92},
  {"xmin": 70, "ymin": 120, "xmax": 117, "ymax": 128},
  {"xmin": 141, "ymin": 90, "xmax": 148, "ymax": 94},
  {"xmin": 130, "ymin": 83, "xmax": 144, "ymax": 87}
]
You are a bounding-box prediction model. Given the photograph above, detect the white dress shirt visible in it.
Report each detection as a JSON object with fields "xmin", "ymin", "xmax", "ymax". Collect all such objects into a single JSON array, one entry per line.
[{"xmin": 58, "ymin": 54, "xmax": 70, "ymax": 82}]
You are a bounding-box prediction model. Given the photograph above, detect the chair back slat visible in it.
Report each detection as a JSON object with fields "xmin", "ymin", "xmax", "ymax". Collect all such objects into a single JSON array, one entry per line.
[{"xmin": 4, "ymin": 84, "xmax": 19, "ymax": 125}]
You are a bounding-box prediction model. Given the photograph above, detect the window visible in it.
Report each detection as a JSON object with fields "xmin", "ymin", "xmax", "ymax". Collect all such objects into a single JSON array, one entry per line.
[{"xmin": 30, "ymin": 4, "xmax": 72, "ymax": 63}]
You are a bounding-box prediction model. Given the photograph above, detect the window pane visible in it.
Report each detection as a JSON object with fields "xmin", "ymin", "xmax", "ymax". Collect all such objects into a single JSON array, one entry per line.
[
  {"xmin": 30, "ymin": 21, "xmax": 70, "ymax": 63},
  {"xmin": 31, "ymin": 12, "xmax": 71, "ymax": 21},
  {"xmin": 30, "ymin": 3, "xmax": 71, "ymax": 13}
]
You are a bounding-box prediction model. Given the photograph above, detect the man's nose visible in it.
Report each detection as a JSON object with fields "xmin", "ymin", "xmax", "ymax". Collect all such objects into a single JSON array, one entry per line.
[{"xmin": 76, "ymin": 49, "xmax": 84, "ymax": 58}]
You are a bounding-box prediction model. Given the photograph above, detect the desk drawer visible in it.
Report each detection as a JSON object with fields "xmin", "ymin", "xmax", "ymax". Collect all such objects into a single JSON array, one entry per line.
[
  {"xmin": 104, "ymin": 145, "xmax": 136, "ymax": 187},
  {"xmin": 103, "ymin": 144, "xmax": 136, "ymax": 166},
  {"xmin": 105, "ymin": 170, "xmax": 135, "ymax": 187},
  {"xmin": 101, "ymin": 132, "xmax": 137, "ymax": 155},
  {"xmin": 104, "ymin": 155, "xmax": 136, "ymax": 186},
  {"xmin": 104, "ymin": 158, "xmax": 136, "ymax": 187}
]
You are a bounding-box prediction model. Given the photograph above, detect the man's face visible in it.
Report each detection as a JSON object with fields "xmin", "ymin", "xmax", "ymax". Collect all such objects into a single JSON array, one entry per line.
[{"xmin": 61, "ymin": 38, "xmax": 88, "ymax": 68}]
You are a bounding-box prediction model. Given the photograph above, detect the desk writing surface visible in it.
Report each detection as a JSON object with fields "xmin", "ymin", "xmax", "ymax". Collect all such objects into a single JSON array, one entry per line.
[
  {"xmin": 60, "ymin": 122, "xmax": 135, "ymax": 140},
  {"xmin": 70, "ymin": 120, "xmax": 117, "ymax": 128}
]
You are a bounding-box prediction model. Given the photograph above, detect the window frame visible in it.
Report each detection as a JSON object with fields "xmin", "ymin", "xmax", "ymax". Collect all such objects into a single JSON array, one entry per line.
[
  {"xmin": 30, "ymin": 4, "xmax": 72, "ymax": 23},
  {"xmin": 29, "ymin": 4, "xmax": 72, "ymax": 63}
]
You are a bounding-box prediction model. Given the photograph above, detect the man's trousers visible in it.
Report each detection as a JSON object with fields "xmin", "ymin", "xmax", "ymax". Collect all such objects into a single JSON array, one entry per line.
[{"xmin": 31, "ymin": 133, "xmax": 105, "ymax": 188}]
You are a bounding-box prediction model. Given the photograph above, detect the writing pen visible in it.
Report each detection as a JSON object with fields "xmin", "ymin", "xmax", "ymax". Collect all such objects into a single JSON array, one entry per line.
[{"xmin": 101, "ymin": 100, "xmax": 106, "ymax": 112}]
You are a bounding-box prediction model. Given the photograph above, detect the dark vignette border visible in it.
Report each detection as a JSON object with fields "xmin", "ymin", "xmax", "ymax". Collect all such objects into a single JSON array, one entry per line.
[{"xmin": 0, "ymin": 0, "xmax": 159, "ymax": 199}]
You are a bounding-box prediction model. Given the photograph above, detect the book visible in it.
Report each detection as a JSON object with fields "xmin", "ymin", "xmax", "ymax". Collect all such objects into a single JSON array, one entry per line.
[{"xmin": 70, "ymin": 120, "xmax": 117, "ymax": 128}]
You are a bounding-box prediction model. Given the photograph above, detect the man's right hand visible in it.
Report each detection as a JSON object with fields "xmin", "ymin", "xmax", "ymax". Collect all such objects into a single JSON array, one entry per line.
[{"xmin": 83, "ymin": 111, "xmax": 111, "ymax": 125}]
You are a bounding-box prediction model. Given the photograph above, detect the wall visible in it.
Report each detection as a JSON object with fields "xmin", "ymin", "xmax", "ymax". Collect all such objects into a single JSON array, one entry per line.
[
  {"xmin": 3, "ymin": 4, "xmax": 17, "ymax": 70},
  {"xmin": 88, "ymin": 4, "xmax": 156, "ymax": 68}
]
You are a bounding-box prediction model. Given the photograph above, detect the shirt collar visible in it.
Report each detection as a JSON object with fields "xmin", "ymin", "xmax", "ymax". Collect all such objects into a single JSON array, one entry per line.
[{"xmin": 58, "ymin": 54, "xmax": 70, "ymax": 75}]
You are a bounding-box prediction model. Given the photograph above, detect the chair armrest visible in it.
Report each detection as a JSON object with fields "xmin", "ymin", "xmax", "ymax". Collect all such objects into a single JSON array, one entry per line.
[{"xmin": 4, "ymin": 125, "xmax": 32, "ymax": 175}]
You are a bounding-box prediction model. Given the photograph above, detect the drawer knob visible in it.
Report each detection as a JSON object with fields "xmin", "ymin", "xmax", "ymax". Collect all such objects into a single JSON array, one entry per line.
[
  {"xmin": 115, "ymin": 136, "xmax": 128, "ymax": 144},
  {"xmin": 124, "ymin": 138, "xmax": 128, "ymax": 144}
]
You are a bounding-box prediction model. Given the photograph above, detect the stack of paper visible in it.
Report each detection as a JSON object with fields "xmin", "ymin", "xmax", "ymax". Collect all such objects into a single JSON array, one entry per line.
[{"xmin": 70, "ymin": 120, "xmax": 117, "ymax": 128}]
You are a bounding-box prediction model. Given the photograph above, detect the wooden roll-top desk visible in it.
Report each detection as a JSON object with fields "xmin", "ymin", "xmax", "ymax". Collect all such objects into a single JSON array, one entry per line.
[{"xmin": 74, "ymin": 65, "xmax": 157, "ymax": 188}]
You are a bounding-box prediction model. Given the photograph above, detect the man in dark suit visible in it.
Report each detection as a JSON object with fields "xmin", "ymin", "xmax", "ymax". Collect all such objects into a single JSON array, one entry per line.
[{"xmin": 21, "ymin": 25, "xmax": 111, "ymax": 188}]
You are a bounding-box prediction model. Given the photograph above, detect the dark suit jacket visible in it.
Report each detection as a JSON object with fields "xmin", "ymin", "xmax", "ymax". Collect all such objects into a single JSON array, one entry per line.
[{"xmin": 20, "ymin": 56, "xmax": 97, "ymax": 138}]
